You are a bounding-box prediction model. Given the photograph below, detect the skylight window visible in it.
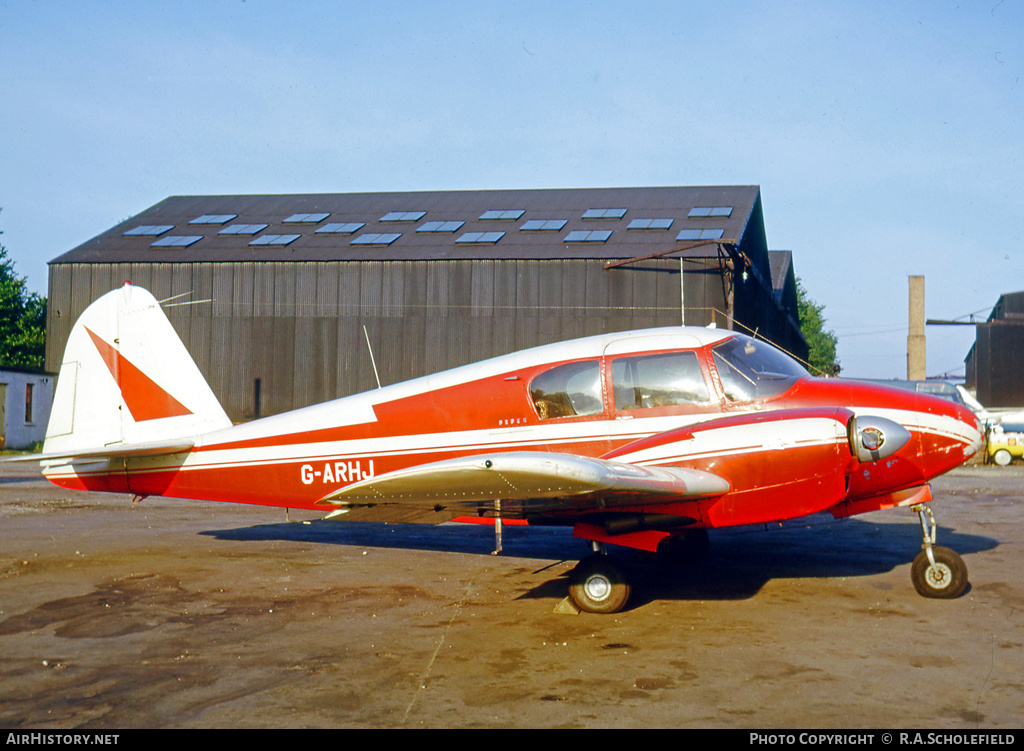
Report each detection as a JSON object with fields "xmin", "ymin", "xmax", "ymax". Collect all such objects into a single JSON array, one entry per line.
[
  {"xmin": 249, "ymin": 234, "xmax": 300, "ymax": 247},
  {"xmin": 456, "ymin": 231, "xmax": 505, "ymax": 244},
  {"xmin": 150, "ymin": 235, "xmax": 202, "ymax": 248},
  {"xmin": 190, "ymin": 214, "xmax": 238, "ymax": 225},
  {"xmin": 582, "ymin": 208, "xmax": 627, "ymax": 220},
  {"xmin": 351, "ymin": 233, "xmax": 401, "ymax": 246},
  {"xmin": 124, "ymin": 225, "xmax": 173, "ymax": 236},
  {"xmin": 479, "ymin": 210, "xmax": 524, "ymax": 221},
  {"xmin": 564, "ymin": 230, "xmax": 612, "ymax": 243},
  {"xmin": 219, "ymin": 223, "xmax": 269, "ymax": 235},
  {"xmin": 380, "ymin": 211, "xmax": 426, "ymax": 222},
  {"xmin": 676, "ymin": 228, "xmax": 725, "ymax": 241},
  {"xmin": 417, "ymin": 220, "xmax": 465, "ymax": 233},
  {"xmin": 628, "ymin": 218, "xmax": 674, "ymax": 230},
  {"xmin": 284, "ymin": 212, "xmax": 330, "ymax": 223},
  {"xmin": 316, "ymin": 222, "xmax": 365, "ymax": 234},
  {"xmin": 520, "ymin": 219, "xmax": 567, "ymax": 231},
  {"xmin": 688, "ymin": 206, "xmax": 733, "ymax": 218}
]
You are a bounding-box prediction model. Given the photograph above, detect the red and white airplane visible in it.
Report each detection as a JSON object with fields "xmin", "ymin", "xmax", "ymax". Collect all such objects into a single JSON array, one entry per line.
[{"xmin": 33, "ymin": 283, "xmax": 983, "ymax": 613}]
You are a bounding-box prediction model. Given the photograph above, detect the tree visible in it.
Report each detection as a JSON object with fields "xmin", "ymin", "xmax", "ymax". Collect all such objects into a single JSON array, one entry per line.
[
  {"xmin": 796, "ymin": 277, "xmax": 840, "ymax": 376},
  {"xmin": 0, "ymin": 214, "xmax": 47, "ymax": 370}
]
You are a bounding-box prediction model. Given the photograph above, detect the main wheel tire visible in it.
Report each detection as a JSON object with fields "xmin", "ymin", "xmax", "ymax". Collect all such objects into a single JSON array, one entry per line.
[
  {"xmin": 911, "ymin": 546, "xmax": 968, "ymax": 599},
  {"xmin": 568, "ymin": 555, "xmax": 631, "ymax": 614},
  {"xmin": 993, "ymin": 449, "xmax": 1013, "ymax": 466},
  {"xmin": 656, "ymin": 529, "xmax": 710, "ymax": 566}
]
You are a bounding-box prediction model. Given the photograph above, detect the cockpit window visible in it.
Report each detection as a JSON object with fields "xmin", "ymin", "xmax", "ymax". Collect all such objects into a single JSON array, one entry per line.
[
  {"xmin": 530, "ymin": 360, "xmax": 603, "ymax": 419},
  {"xmin": 612, "ymin": 351, "xmax": 710, "ymax": 410},
  {"xmin": 711, "ymin": 335, "xmax": 807, "ymax": 401}
]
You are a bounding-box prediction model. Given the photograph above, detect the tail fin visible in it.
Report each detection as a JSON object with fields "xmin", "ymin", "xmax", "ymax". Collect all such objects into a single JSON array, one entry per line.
[{"xmin": 43, "ymin": 283, "xmax": 231, "ymax": 457}]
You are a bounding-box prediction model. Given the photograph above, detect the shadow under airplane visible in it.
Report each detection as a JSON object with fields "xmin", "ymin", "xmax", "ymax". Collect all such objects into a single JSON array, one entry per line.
[{"xmin": 202, "ymin": 512, "xmax": 998, "ymax": 610}]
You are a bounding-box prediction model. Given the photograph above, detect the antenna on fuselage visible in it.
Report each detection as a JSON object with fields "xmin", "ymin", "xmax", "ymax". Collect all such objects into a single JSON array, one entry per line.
[{"xmin": 363, "ymin": 324, "xmax": 382, "ymax": 390}]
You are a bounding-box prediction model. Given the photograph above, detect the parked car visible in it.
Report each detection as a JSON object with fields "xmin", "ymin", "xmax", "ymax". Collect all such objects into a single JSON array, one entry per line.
[
  {"xmin": 858, "ymin": 379, "xmax": 972, "ymax": 409},
  {"xmin": 988, "ymin": 423, "xmax": 1024, "ymax": 466}
]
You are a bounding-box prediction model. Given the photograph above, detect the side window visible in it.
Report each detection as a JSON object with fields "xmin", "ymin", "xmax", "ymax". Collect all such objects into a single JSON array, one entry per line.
[
  {"xmin": 612, "ymin": 351, "xmax": 710, "ymax": 410},
  {"xmin": 530, "ymin": 361, "xmax": 603, "ymax": 419}
]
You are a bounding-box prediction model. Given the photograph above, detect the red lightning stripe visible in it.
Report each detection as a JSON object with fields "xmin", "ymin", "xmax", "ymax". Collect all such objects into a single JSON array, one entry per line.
[{"xmin": 85, "ymin": 327, "xmax": 194, "ymax": 422}]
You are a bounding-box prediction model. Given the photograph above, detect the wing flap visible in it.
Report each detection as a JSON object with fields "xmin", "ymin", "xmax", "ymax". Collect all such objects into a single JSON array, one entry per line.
[{"xmin": 317, "ymin": 451, "xmax": 728, "ymax": 513}]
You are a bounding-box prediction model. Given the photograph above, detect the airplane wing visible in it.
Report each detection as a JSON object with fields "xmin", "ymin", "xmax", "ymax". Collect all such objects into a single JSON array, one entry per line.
[{"xmin": 316, "ymin": 451, "xmax": 729, "ymax": 519}]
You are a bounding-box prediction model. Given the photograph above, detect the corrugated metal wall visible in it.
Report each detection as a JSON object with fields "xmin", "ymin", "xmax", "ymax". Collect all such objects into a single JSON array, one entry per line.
[
  {"xmin": 972, "ymin": 324, "xmax": 1024, "ymax": 407},
  {"xmin": 48, "ymin": 258, "xmax": 725, "ymax": 421}
]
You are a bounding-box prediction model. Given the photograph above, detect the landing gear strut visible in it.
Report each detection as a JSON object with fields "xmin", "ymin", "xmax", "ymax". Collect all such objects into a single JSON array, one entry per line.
[{"xmin": 909, "ymin": 504, "xmax": 968, "ymax": 599}]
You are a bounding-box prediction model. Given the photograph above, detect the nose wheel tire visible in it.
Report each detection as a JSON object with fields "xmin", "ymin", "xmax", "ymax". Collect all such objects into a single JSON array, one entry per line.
[
  {"xmin": 568, "ymin": 555, "xmax": 631, "ymax": 614},
  {"xmin": 911, "ymin": 546, "xmax": 968, "ymax": 599}
]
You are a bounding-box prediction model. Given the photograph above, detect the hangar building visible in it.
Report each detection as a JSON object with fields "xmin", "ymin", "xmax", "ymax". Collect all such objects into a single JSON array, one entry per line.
[
  {"xmin": 47, "ymin": 186, "xmax": 807, "ymax": 422},
  {"xmin": 965, "ymin": 290, "xmax": 1024, "ymax": 408}
]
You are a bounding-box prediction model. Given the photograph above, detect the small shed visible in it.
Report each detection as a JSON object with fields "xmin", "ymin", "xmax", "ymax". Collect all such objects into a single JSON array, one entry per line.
[{"xmin": 0, "ymin": 368, "xmax": 55, "ymax": 450}]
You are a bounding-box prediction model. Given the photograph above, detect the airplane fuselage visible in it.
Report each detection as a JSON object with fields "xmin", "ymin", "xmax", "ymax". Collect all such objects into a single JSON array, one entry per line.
[{"xmin": 44, "ymin": 326, "xmax": 982, "ymax": 537}]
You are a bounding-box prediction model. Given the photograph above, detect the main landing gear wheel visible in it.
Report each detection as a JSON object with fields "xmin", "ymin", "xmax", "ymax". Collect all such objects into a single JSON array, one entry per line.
[
  {"xmin": 911, "ymin": 546, "xmax": 968, "ymax": 599},
  {"xmin": 910, "ymin": 504, "xmax": 968, "ymax": 599},
  {"xmin": 568, "ymin": 554, "xmax": 631, "ymax": 614}
]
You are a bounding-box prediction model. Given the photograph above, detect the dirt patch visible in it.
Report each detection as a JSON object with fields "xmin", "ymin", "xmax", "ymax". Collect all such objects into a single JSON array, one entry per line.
[{"xmin": 1, "ymin": 463, "xmax": 1021, "ymax": 728}]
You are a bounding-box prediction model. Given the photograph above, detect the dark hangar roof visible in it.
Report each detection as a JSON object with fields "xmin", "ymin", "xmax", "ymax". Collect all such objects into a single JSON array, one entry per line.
[
  {"xmin": 987, "ymin": 291, "xmax": 1024, "ymax": 322},
  {"xmin": 51, "ymin": 185, "xmax": 763, "ymax": 266}
]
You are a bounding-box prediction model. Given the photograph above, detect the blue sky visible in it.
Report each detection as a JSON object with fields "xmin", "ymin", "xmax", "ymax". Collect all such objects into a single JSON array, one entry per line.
[{"xmin": 2, "ymin": 1, "xmax": 1021, "ymax": 383}]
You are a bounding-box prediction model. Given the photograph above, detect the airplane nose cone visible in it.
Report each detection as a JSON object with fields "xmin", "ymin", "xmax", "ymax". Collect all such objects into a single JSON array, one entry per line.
[
  {"xmin": 957, "ymin": 405, "xmax": 984, "ymax": 460},
  {"xmin": 923, "ymin": 399, "xmax": 983, "ymax": 474}
]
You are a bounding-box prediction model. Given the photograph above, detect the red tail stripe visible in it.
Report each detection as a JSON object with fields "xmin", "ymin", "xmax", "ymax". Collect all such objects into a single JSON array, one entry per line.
[{"xmin": 85, "ymin": 327, "xmax": 194, "ymax": 421}]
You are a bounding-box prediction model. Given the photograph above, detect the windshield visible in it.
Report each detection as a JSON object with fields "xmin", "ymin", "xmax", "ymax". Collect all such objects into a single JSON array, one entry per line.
[{"xmin": 711, "ymin": 334, "xmax": 807, "ymax": 401}]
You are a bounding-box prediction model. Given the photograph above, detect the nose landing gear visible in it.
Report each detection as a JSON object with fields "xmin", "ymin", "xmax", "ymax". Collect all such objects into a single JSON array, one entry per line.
[{"xmin": 909, "ymin": 504, "xmax": 968, "ymax": 599}]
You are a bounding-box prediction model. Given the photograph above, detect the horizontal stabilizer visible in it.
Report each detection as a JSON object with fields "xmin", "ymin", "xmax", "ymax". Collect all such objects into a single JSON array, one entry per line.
[
  {"xmin": 318, "ymin": 451, "xmax": 729, "ymax": 514},
  {"xmin": 9, "ymin": 438, "xmax": 196, "ymax": 464}
]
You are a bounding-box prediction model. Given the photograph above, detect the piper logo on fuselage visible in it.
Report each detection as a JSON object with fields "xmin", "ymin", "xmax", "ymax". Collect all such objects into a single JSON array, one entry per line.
[{"xmin": 301, "ymin": 460, "xmax": 376, "ymax": 485}]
